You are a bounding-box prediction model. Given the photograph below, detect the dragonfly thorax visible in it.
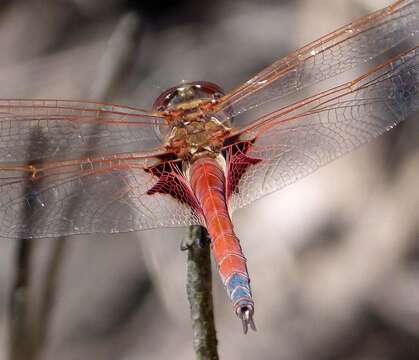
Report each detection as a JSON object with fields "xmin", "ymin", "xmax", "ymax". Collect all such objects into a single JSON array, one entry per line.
[{"xmin": 153, "ymin": 81, "xmax": 231, "ymax": 159}]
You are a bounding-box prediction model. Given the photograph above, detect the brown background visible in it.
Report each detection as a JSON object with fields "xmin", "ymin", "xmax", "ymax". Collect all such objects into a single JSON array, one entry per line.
[{"xmin": 0, "ymin": 0, "xmax": 418, "ymax": 359}]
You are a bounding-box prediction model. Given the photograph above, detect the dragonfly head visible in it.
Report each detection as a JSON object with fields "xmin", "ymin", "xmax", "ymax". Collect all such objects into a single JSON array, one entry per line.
[{"xmin": 152, "ymin": 81, "xmax": 224, "ymax": 112}]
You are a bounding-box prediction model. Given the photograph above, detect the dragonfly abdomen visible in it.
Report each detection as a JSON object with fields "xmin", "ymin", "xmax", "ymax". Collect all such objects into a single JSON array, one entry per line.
[{"xmin": 189, "ymin": 157, "xmax": 256, "ymax": 333}]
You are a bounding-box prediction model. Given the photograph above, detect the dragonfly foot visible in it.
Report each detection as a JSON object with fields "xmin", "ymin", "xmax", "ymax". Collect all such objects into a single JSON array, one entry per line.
[
  {"xmin": 236, "ymin": 305, "xmax": 256, "ymax": 334},
  {"xmin": 181, "ymin": 227, "xmax": 209, "ymax": 251},
  {"xmin": 180, "ymin": 237, "xmax": 193, "ymax": 251}
]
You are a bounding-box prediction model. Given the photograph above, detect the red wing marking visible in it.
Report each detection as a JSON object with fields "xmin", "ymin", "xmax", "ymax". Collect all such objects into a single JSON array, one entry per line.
[
  {"xmin": 224, "ymin": 140, "xmax": 262, "ymax": 200},
  {"xmin": 145, "ymin": 161, "xmax": 202, "ymax": 215},
  {"xmin": 0, "ymin": 153, "xmax": 203, "ymax": 238}
]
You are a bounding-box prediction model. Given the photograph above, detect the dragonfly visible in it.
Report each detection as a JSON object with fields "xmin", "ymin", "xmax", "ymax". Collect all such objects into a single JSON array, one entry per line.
[{"xmin": 0, "ymin": 0, "xmax": 418, "ymax": 334}]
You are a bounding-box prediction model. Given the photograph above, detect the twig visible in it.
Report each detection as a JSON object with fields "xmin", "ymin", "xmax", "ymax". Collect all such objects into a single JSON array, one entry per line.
[
  {"xmin": 9, "ymin": 129, "xmax": 48, "ymax": 360},
  {"xmin": 36, "ymin": 238, "xmax": 67, "ymax": 355},
  {"xmin": 9, "ymin": 238, "xmax": 36, "ymax": 360},
  {"xmin": 89, "ymin": 12, "xmax": 144, "ymax": 101},
  {"xmin": 24, "ymin": 9, "xmax": 146, "ymax": 360},
  {"xmin": 186, "ymin": 225, "xmax": 219, "ymax": 360}
]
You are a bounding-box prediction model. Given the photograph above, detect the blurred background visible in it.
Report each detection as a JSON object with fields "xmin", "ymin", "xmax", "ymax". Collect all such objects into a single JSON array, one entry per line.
[{"xmin": 0, "ymin": 0, "xmax": 417, "ymax": 359}]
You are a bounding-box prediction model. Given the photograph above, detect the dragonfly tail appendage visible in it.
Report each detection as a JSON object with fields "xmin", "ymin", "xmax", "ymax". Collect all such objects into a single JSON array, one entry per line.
[
  {"xmin": 190, "ymin": 157, "xmax": 256, "ymax": 333},
  {"xmin": 227, "ymin": 273, "xmax": 257, "ymax": 334}
]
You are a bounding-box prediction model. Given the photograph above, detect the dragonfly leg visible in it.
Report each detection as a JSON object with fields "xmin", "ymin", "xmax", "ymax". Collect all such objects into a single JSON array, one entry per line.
[
  {"xmin": 180, "ymin": 236, "xmax": 193, "ymax": 251},
  {"xmin": 180, "ymin": 226, "xmax": 210, "ymax": 251}
]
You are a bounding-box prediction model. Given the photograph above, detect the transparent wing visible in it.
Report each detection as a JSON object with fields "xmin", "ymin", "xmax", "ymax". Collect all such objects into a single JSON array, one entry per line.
[
  {"xmin": 214, "ymin": 0, "xmax": 419, "ymax": 124},
  {"xmin": 226, "ymin": 46, "xmax": 419, "ymax": 211},
  {"xmin": 0, "ymin": 99, "xmax": 167, "ymax": 162},
  {"xmin": 0, "ymin": 154, "xmax": 201, "ymax": 239}
]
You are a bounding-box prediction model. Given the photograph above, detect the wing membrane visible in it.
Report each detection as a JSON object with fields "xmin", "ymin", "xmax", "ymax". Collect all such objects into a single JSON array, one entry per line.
[
  {"xmin": 215, "ymin": 0, "xmax": 419, "ymax": 124},
  {"xmin": 0, "ymin": 154, "xmax": 201, "ymax": 238},
  {"xmin": 226, "ymin": 46, "xmax": 419, "ymax": 211},
  {"xmin": 0, "ymin": 100, "xmax": 167, "ymax": 162}
]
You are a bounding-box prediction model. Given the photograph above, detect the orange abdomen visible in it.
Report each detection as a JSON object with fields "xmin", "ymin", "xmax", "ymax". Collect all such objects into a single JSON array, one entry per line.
[{"xmin": 189, "ymin": 157, "xmax": 254, "ymax": 322}]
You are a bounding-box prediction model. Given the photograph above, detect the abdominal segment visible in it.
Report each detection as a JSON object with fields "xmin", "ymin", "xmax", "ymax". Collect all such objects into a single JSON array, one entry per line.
[{"xmin": 189, "ymin": 157, "xmax": 254, "ymax": 314}]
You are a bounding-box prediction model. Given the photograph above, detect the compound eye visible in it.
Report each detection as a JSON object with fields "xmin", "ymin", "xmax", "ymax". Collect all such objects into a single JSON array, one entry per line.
[
  {"xmin": 189, "ymin": 81, "xmax": 225, "ymax": 98},
  {"xmin": 152, "ymin": 86, "xmax": 179, "ymax": 112},
  {"xmin": 153, "ymin": 81, "xmax": 225, "ymax": 112}
]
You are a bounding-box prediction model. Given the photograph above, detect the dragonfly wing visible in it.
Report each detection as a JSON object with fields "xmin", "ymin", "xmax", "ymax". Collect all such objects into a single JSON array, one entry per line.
[
  {"xmin": 214, "ymin": 0, "xmax": 419, "ymax": 124},
  {"xmin": 0, "ymin": 155, "xmax": 201, "ymax": 239},
  {"xmin": 225, "ymin": 46, "xmax": 419, "ymax": 212},
  {"xmin": 0, "ymin": 100, "xmax": 167, "ymax": 162}
]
